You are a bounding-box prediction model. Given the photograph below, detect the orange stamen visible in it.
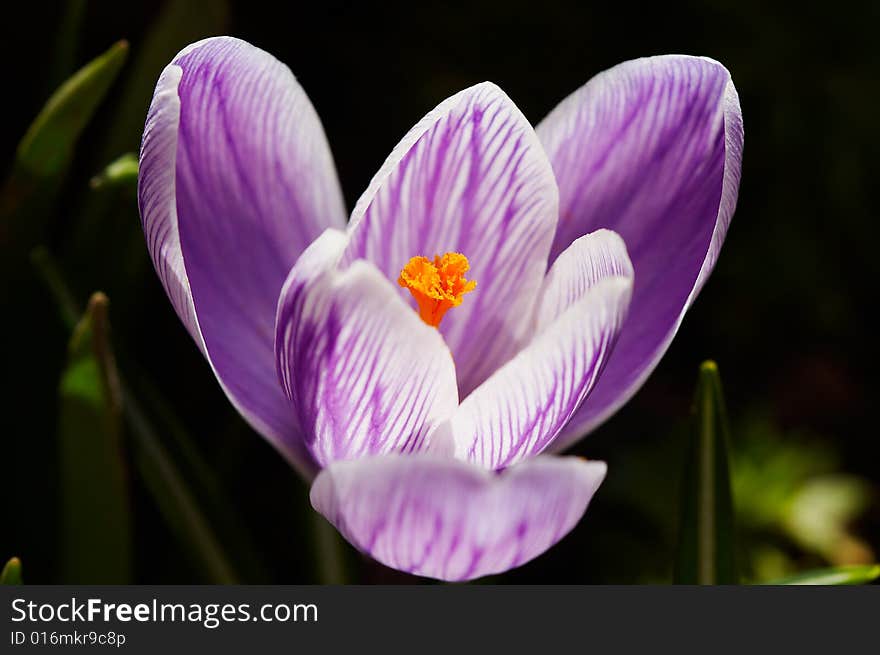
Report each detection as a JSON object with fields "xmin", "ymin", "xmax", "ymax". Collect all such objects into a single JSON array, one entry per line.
[{"xmin": 398, "ymin": 252, "xmax": 477, "ymax": 327}]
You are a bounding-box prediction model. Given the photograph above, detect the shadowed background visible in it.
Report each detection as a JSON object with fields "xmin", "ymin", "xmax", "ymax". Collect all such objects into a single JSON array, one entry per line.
[{"xmin": 2, "ymin": 0, "xmax": 877, "ymax": 583}]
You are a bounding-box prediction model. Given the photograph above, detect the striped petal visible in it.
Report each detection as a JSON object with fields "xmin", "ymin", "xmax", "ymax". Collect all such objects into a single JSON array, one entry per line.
[
  {"xmin": 275, "ymin": 235, "xmax": 459, "ymax": 467},
  {"xmin": 341, "ymin": 82, "xmax": 559, "ymax": 395},
  {"xmin": 311, "ymin": 453, "xmax": 606, "ymax": 581},
  {"xmin": 536, "ymin": 55, "xmax": 743, "ymax": 449},
  {"xmin": 450, "ymin": 242, "xmax": 633, "ymax": 469},
  {"xmin": 535, "ymin": 229, "xmax": 634, "ymax": 333},
  {"xmin": 138, "ymin": 37, "xmax": 346, "ymax": 476}
]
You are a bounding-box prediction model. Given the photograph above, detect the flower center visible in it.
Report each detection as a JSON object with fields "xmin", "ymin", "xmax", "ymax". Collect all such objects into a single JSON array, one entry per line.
[{"xmin": 398, "ymin": 252, "xmax": 477, "ymax": 327}]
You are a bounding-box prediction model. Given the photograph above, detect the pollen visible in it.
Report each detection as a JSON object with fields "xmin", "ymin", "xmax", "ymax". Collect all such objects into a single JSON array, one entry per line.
[{"xmin": 398, "ymin": 252, "xmax": 477, "ymax": 327}]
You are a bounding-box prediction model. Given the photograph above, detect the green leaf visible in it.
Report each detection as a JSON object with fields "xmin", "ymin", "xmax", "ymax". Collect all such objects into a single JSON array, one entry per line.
[
  {"xmin": 32, "ymin": 251, "xmax": 243, "ymax": 583},
  {"xmin": 16, "ymin": 40, "xmax": 129, "ymax": 179},
  {"xmin": 1, "ymin": 557, "xmax": 23, "ymax": 585},
  {"xmin": 90, "ymin": 153, "xmax": 139, "ymax": 191},
  {"xmin": 59, "ymin": 292, "xmax": 132, "ymax": 583},
  {"xmin": 674, "ymin": 360, "xmax": 739, "ymax": 584},
  {"xmin": 0, "ymin": 40, "xmax": 128, "ymax": 248},
  {"xmin": 762, "ymin": 565, "xmax": 880, "ymax": 586}
]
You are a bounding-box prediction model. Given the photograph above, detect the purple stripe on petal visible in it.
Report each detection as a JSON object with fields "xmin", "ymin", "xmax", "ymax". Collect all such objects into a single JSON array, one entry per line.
[
  {"xmin": 275, "ymin": 238, "xmax": 459, "ymax": 467},
  {"xmin": 138, "ymin": 37, "xmax": 347, "ymax": 477},
  {"xmin": 451, "ymin": 273, "xmax": 633, "ymax": 470},
  {"xmin": 536, "ymin": 55, "xmax": 743, "ymax": 449},
  {"xmin": 311, "ymin": 453, "xmax": 606, "ymax": 581},
  {"xmin": 342, "ymin": 83, "xmax": 558, "ymax": 395}
]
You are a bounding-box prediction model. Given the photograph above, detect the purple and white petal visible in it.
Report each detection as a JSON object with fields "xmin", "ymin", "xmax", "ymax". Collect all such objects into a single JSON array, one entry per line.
[
  {"xmin": 342, "ymin": 82, "xmax": 559, "ymax": 395},
  {"xmin": 275, "ymin": 249, "xmax": 459, "ymax": 467},
  {"xmin": 138, "ymin": 37, "xmax": 347, "ymax": 475},
  {"xmin": 535, "ymin": 229, "xmax": 633, "ymax": 333},
  {"xmin": 311, "ymin": 453, "xmax": 606, "ymax": 581},
  {"xmin": 536, "ymin": 55, "xmax": 743, "ymax": 449},
  {"xmin": 139, "ymin": 64, "xmax": 203, "ymax": 355},
  {"xmin": 451, "ymin": 271, "xmax": 633, "ymax": 470}
]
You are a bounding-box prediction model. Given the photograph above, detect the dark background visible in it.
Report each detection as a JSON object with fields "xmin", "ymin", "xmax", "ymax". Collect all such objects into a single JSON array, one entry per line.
[{"xmin": 2, "ymin": 0, "xmax": 878, "ymax": 583}]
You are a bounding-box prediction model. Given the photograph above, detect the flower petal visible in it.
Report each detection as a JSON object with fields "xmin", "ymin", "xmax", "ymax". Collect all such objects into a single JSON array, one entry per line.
[
  {"xmin": 536, "ymin": 55, "xmax": 743, "ymax": 448},
  {"xmin": 535, "ymin": 229, "xmax": 634, "ymax": 333},
  {"xmin": 342, "ymin": 82, "xmax": 559, "ymax": 395},
  {"xmin": 275, "ymin": 237, "xmax": 459, "ymax": 468},
  {"xmin": 311, "ymin": 453, "xmax": 606, "ymax": 581},
  {"xmin": 138, "ymin": 37, "xmax": 346, "ymax": 475},
  {"xmin": 139, "ymin": 64, "xmax": 202, "ymax": 354},
  {"xmin": 450, "ymin": 271, "xmax": 633, "ymax": 470}
]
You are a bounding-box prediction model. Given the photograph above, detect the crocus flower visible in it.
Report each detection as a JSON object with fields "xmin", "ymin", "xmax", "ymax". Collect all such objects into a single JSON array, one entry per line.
[{"xmin": 138, "ymin": 36, "xmax": 742, "ymax": 581}]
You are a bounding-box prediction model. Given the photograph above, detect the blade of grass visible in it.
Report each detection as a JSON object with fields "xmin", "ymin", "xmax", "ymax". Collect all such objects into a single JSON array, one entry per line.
[
  {"xmin": 58, "ymin": 293, "xmax": 132, "ymax": 583},
  {"xmin": 15, "ymin": 40, "xmax": 129, "ymax": 180},
  {"xmin": 674, "ymin": 360, "xmax": 739, "ymax": 584},
  {"xmin": 761, "ymin": 564, "xmax": 880, "ymax": 585},
  {"xmin": 1, "ymin": 557, "xmax": 23, "ymax": 585},
  {"xmin": 0, "ymin": 40, "xmax": 129, "ymax": 250}
]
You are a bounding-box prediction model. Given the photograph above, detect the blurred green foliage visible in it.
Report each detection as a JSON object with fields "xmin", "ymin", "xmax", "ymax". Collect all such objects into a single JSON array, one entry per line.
[
  {"xmin": 732, "ymin": 418, "xmax": 875, "ymax": 581},
  {"xmin": 1, "ymin": 557, "xmax": 22, "ymax": 585},
  {"xmin": 58, "ymin": 292, "xmax": 131, "ymax": 583},
  {"xmin": 763, "ymin": 564, "xmax": 880, "ymax": 586},
  {"xmin": 14, "ymin": 41, "xmax": 128, "ymax": 181},
  {"xmin": 0, "ymin": 40, "xmax": 127, "ymax": 276},
  {"xmin": 34, "ymin": 251, "xmax": 254, "ymax": 583},
  {"xmin": 90, "ymin": 153, "xmax": 138, "ymax": 191},
  {"xmin": 0, "ymin": 0, "xmax": 877, "ymax": 584}
]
